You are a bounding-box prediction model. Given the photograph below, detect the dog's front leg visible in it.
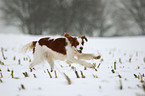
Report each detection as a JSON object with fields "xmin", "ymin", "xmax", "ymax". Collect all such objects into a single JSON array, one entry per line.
[
  {"xmin": 67, "ymin": 56, "xmax": 95, "ymax": 68},
  {"xmin": 77, "ymin": 53, "xmax": 101, "ymax": 60},
  {"xmin": 67, "ymin": 51, "xmax": 95, "ymax": 68}
]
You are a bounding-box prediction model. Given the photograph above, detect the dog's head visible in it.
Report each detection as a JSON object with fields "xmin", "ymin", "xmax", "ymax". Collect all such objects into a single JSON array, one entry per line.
[{"xmin": 64, "ymin": 33, "xmax": 88, "ymax": 53}]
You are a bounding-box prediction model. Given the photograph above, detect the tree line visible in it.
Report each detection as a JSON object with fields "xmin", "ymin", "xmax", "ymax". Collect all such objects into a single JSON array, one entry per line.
[{"xmin": 0, "ymin": 0, "xmax": 145, "ymax": 36}]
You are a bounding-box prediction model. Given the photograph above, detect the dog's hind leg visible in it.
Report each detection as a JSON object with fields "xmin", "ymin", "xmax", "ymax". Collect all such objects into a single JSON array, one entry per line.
[
  {"xmin": 29, "ymin": 55, "xmax": 44, "ymax": 68},
  {"xmin": 29, "ymin": 50, "xmax": 44, "ymax": 68},
  {"xmin": 29, "ymin": 58, "xmax": 43, "ymax": 68},
  {"xmin": 45, "ymin": 54, "xmax": 54, "ymax": 72}
]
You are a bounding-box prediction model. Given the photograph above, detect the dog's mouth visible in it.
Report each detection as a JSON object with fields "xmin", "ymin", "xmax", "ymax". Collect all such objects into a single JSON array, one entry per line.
[{"xmin": 77, "ymin": 50, "xmax": 82, "ymax": 53}]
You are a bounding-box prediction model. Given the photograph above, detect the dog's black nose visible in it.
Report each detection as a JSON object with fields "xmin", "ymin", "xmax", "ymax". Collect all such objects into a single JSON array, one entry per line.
[{"xmin": 80, "ymin": 47, "xmax": 83, "ymax": 50}]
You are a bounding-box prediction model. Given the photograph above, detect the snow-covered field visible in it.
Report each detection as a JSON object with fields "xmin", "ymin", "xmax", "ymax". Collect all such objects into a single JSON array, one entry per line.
[{"xmin": 0, "ymin": 34, "xmax": 145, "ymax": 96}]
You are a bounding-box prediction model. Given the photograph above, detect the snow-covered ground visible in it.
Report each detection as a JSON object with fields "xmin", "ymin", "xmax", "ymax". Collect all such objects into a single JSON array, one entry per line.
[{"xmin": 0, "ymin": 34, "xmax": 145, "ymax": 96}]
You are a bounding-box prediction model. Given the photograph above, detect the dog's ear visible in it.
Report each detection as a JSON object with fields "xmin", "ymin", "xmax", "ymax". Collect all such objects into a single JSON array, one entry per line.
[
  {"xmin": 64, "ymin": 33, "xmax": 79, "ymax": 47},
  {"xmin": 64, "ymin": 33, "xmax": 72, "ymax": 42},
  {"xmin": 64, "ymin": 33, "xmax": 70, "ymax": 38},
  {"xmin": 80, "ymin": 35, "xmax": 88, "ymax": 42},
  {"xmin": 64, "ymin": 33, "xmax": 73, "ymax": 45}
]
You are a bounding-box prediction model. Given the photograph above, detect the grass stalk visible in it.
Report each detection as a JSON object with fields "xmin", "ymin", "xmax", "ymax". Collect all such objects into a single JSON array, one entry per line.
[
  {"xmin": 140, "ymin": 75, "xmax": 144, "ymax": 83},
  {"xmin": 0, "ymin": 78, "xmax": 2, "ymax": 83},
  {"xmin": 21, "ymin": 84, "xmax": 25, "ymax": 90},
  {"xmin": 18, "ymin": 59, "xmax": 21, "ymax": 65},
  {"xmin": 80, "ymin": 71, "xmax": 85, "ymax": 78},
  {"xmin": 63, "ymin": 73, "xmax": 71, "ymax": 85},
  {"xmin": 54, "ymin": 70, "xmax": 57, "ymax": 78},
  {"xmin": 129, "ymin": 58, "xmax": 131, "ymax": 63},
  {"xmin": 97, "ymin": 63, "xmax": 101, "ymax": 68},
  {"xmin": 11, "ymin": 70, "xmax": 14, "ymax": 78},
  {"xmin": 33, "ymin": 74, "xmax": 37, "ymax": 78},
  {"xmin": 1, "ymin": 48, "xmax": 7, "ymax": 60},
  {"xmin": 134, "ymin": 74, "xmax": 138, "ymax": 78},
  {"xmin": 119, "ymin": 80, "xmax": 123, "ymax": 90},
  {"xmin": 47, "ymin": 69, "xmax": 52, "ymax": 78},
  {"xmin": 0, "ymin": 73, "xmax": 3, "ymax": 78},
  {"xmin": 111, "ymin": 69, "xmax": 115, "ymax": 73},
  {"xmin": 75, "ymin": 70, "xmax": 80, "ymax": 78},
  {"xmin": 118, "ymin": 74, "xmax": 122, "ymax": 78},
  {"xmin": 114, "ymin": 61, "xmax": 116, "ymax": 70},
  {"xmin": 119, "ymin": 58, "xmax": 122, "ymax": 64},
  {"xmin": 23, "ymin": 72, "xmax": 29, "ymax": 77}
]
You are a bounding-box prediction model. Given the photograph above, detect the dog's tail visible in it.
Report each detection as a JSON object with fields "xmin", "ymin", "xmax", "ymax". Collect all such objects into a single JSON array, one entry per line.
[{"xmin": 20, "ymin": 41, "xmax": 37, "ymax": 53}]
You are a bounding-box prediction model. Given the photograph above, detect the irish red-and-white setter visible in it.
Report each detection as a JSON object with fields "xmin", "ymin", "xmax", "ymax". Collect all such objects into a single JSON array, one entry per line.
[{"xmin": 21, "ymin": 33, "xmax": 101, "ymax": 71}]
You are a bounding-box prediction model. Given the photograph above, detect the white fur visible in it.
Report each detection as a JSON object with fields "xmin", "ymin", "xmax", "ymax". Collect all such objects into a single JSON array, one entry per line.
[{"xmin": 22, "ymin": 37, "xmax": 98, "ymax": 71}]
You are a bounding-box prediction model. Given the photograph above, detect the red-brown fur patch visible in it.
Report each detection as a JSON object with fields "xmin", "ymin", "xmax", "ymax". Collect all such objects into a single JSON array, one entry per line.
[
  {"xmin": 38, "ymin": 37, "xmax": 67, "ymax": 55},
  {"xmin": 80, "ymin": 35, "xmax": 88, "ymax": 42},
  {"xmin": 32, "ymin": 41, "xmax": 37, "ymax": 54},
  {"xmin": 64, "ymin": 33, "xmax": 79, "ymax": 47}
]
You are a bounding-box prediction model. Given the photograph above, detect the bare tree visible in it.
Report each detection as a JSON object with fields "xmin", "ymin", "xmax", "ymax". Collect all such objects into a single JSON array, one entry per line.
[
  {"xmin": 47, "ymin": 0, "xmax": 74, "ymax": 35},
  {"xmin": 121, "ymin": 0, "xmax": 145, "ymax": 35},
  {"xmin": 1, "ymin": 0, "xmax": 106, "ymax": 36},
  {"xmin": 49, "ymin": 0, "xmax": 105, "ymax": 36},
  {"xmin": 72, "ymin": 0, "xmax": 106, "ymax": 36},
  {"xmin": 96, "ymin": 0, "xmax": 113, "ymax": 37},
  {"xmin": 0, "ymin": 0, "xmax": 55, "ymax": 35}
]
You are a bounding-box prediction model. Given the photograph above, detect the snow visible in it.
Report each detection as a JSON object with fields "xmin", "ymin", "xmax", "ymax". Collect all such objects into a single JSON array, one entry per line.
[{"xmin": 0, "ymin": 34, "xmax": 145, "ymax": 96}]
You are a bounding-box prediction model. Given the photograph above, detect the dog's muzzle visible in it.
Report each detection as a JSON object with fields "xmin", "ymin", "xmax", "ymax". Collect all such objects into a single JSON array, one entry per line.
[
  {"xmin": 77, "ymin": 47, "xmax": 83, "ymax": 53},
  {"xmin": 77, "ymin": 50, "xmax": 82, "ymax": 53}
]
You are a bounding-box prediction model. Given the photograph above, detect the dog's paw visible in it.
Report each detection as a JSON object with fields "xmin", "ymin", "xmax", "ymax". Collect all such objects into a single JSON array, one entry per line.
[
  {"xmin": 66, "ymin": 60, "xmax": 73, "ymax": 65},
  {"xmin": 93, "ymin": 55, "xmax": 101, "ymax": 59},
  {"xmin": 86, "ymin": 64, "xmax": 96, "ymax": 69},
  {"xmin": 92, "ymin": 64, "xmax": 96, "ymax": 68}
]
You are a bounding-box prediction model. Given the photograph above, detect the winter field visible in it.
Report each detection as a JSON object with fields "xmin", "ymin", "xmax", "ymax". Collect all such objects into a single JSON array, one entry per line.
[{"xmin": 0, "ymin": 34, "xmax": 145, "ymax": 96}]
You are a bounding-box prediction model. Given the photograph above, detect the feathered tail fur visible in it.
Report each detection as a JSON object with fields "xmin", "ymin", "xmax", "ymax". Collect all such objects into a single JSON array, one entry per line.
[{"xmin": 20, "ymin": 41, "xmax": 37, "ymax": 53}]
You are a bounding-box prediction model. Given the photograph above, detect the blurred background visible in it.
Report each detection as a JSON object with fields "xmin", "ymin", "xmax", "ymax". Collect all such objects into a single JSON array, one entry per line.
[{"xmin": 0, "ymin": 0, "xmax": 145, "ymax": 37}]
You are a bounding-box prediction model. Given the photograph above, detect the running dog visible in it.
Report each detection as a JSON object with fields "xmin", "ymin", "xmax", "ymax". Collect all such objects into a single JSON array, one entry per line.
[{"xmin": 21, "ymin": 33, "xmax": 101, "ymax": 71}]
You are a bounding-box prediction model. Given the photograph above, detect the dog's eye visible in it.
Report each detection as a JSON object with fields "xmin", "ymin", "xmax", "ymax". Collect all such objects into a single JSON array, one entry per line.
[{"xmin": 76, "ymin": 42, "xmax": 79, "ymax": 45}]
